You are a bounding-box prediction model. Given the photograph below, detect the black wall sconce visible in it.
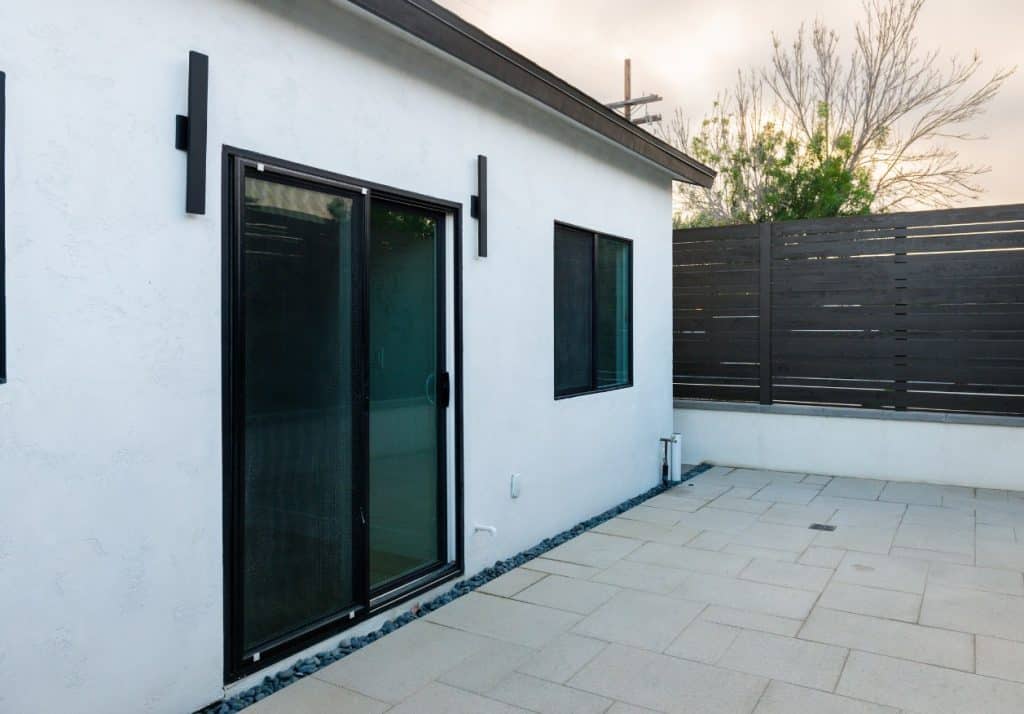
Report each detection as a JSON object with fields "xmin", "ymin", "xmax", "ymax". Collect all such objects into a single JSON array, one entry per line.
[
  {"xmin": 175, "ymin": 51, "xmax": 208, "ymax": 215},
  {"xmin": 470, "ymin": 154, "xmax": 487, "ymax": 257}
]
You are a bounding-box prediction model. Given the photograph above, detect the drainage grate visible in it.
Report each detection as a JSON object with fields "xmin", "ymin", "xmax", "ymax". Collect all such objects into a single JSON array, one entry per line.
[{"xmin": 808, "ymin": 523, "xmax": 837, "ymax": 531}]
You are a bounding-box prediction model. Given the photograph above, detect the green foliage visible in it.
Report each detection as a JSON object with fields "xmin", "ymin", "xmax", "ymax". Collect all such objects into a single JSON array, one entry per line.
[
  {"xmin": 763, "ymin": 126, "xmax": 875, "ymax": 222},
  {"xmin": 678, "ymin": 102, "xmax": 874, "ymax": 228}
]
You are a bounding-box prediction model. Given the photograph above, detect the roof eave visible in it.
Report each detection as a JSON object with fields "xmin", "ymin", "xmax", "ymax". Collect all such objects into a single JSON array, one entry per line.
[{"xmin": 343, "ymin": 0, "xmax": 716, "ymax": 187}]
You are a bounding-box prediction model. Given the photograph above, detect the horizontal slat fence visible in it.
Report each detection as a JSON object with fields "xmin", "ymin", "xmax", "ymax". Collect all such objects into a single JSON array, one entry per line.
[{"xmin": 673, "ymin": 204, "xmax": 1024, "ymax": 417}]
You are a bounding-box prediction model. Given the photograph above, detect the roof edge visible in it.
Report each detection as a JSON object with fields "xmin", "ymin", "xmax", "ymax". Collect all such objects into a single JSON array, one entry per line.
[{"xmin": 343, "ymin": 0, "xmax": 716, "ymax": 187}]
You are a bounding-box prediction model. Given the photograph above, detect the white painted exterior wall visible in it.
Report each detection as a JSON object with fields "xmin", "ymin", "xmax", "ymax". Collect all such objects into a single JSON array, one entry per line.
[
  {"xmin": 0, "ymin": 1, "xmax": 674, "ymax": 711},
  {"xmin": 675, "ymin": 407, "xmax": 1024, "ymax": 489}
]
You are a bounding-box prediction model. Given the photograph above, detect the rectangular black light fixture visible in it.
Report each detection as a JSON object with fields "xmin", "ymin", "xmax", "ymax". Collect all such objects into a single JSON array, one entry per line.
[
  {"xmin": 470, "ymin": 154, "xmax": 487, "ymax": 257},
  {"xmin": 175, "ymin": 51, "xmax": 208, "ymax": 215}
]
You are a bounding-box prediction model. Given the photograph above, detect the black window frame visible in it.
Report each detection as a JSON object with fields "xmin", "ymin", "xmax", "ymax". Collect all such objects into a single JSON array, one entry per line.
[{"xmin": 553, "ymin": 221, "xmax": 634, "ymax": 399}]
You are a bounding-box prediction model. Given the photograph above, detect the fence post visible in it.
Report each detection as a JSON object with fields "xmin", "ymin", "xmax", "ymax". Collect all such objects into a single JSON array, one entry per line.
[
  {"xmin": 892, "ymin": 226, "xmax": 908, "ymax": 410},
  {"xmin": 759, "ymin": 222, "xmax": 773, "ymax": 405}
]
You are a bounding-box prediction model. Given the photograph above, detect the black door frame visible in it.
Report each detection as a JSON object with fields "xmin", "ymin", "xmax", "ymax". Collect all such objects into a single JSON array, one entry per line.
[{"xmin": 221, "ymin": 146, "xmax": 465, "ymax": 683}]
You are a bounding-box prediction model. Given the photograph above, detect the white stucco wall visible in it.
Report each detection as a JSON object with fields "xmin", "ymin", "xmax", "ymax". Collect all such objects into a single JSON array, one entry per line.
[
  {"xmin": 675, "ymin": 407, "xmax": 1024, "ymax": 489},
  {"xmin": 0, "ymin": 1, "xmax": 674, "ymax": 711}
]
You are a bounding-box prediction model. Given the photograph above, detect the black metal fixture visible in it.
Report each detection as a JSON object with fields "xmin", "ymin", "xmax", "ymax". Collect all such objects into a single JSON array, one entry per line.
[
  {"xmin": 808, "ymin": 523, "xmax": 837, "ymax": 531},
  {"xmin": 470, "ymin": 154, "xmax": 486, "ymax": 257},
  {"xmin": 175, "ymin": 51, "xmax": 208, "ymax": 215},
  {"xmin": 659, "ymin": 438, "xmax": 674, "ymax": 486}
]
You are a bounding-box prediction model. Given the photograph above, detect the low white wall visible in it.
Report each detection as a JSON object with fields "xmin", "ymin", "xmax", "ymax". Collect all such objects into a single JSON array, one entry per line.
[{"xmin": 675, "ymin": 406, "xmax": 1024, "ymax": 490}]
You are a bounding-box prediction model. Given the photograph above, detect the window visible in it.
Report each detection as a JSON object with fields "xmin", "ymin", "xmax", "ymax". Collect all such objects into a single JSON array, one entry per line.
[{"xmin": 554, "ymin": 223, "xmax": 632, "ymax": 398}]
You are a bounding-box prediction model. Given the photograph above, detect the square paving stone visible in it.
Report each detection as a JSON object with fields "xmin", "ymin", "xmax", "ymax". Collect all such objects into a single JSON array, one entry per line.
[
  {"xmin": 753, "ymin": 681, "xmax": 898, "ymax": 714},
  {"xmin": 245, "ymin": 677, "xmax": 387, "ymax": 714},
  {"xmin": 522, "ymin": 558, "xmax": 600, "ymax": 579},
  {"xmin": 627, "ymin": 541, "xmax": 750, "ymax": 576},
  {"xmin": 664, "ymin": 618, "xmax": 739, "ymax": 664},
  {"xmin": 591, "ymin": 559, "xmax": 693, "ymax": 594},
  {"xmin": 799, "ymin": 546, "xmax": 846, "ymax": 568},
  {"xmin": 479, "ymin": 569, "xmax": 547, "ymax": 597},
  {"xmin": 920, "ymin": 583, "xmax": 1024, "ymax": 640},
  {"xmin": 673, "ymin": 572, "xmax": 817, "ymax": 620},
  {"xmin": 976, "ymin": 635, "xmax": 1024, "ymax": 684},
  {"xmin": 730, "ymin": 522, "xmax": 817, "ymax": 552},
  {"xmin": 439, "ymin": 639, "xmax": 535, "ymax": 694},
  {"xmin": 708, "ymin": 495, "xmax": 773, "ymax": 514},
  {"xmin": 759, "ymin": 502, "xmax": 838, "ymax": 527},
  {"xmin": 717, "ymin": 629, "xmax": 848, "ymax": 691},
  {"xmin": 837, "ymin": 651, "xmax": 1024, "ymax": 714},
  {"xmin": 424, "ymin": 593, "xmax": 581, "ymax": 649},
  {"xmin": 724, "ymin": 544, "xmax": 800, "ymax": 563},
  {"xmin": 701, "ymin": 605, "xmax": 803, "ymax": 636},
  {"xmin": 834, "ymin": 552, "xmax": 928, "ymax": 594},
  {"xmin": 751, "ymin": 483, "xmax": 821, "ymax": 505},
  {"xmin": 315, "ymin": 621, "xmax": 491, "ymax": 702},
  {"xmin": 544, "ymin": 532, "xmax": 641, "ymax": 569},
  {"xmin": 572, "ymin": 589, "xmax": 704, "ymax": 651},
  {"xmin": 591, "ymin": 516, "xmax": 672, "ymax": 541},
  {"xmin": 894, "ymin": 523, "xmax": 974, "ymax": 556},
  {"xmin": 516, "ymin": 632, "xmax": 607, "ymax": 684},
  {"xmin": 817, "ymin": 581, "xmax": 921, "ymax": 622},
  {"xmin": 740, "ymin": 558, "xmax": 832, "ymax": 592},
  {"xmin": 487, "ymin": 672, "xmax": 612, "ymax": 714},
  {"xmin": 645, "ymin": 492, "xmax": 708, "ymax": 512},
  {"xmin": 513, "ymin": 574, "xmax": 619, "ymax": 614},
  {"xmin": 928, "ymin": 561, "xmax": 1024, "ymax": 596},
  {"xmin": 976, "ymin": 540, "xmax": 1024, "ymax": 570},
  {"xmin": 569, "ymin": 643, "xmax": 768, "ymax": 714},
  {"xmin": 800, "ymin": 607, "xmax": 974, "ymax": 671},
  {"xmin": 386, "ymin": 682, "xmax": 526, "ymax": 714},
  {"xmin": 674, "ymin": 508, "xmax": 761, "ymax": 534},
  {"xmin": 813, "ymin": 525, "xmax": 896, "ymax": 554},
  {"xmin": 819, "ymin": 477, "xmax": 886, "ymax": 501},
  {"xmin": 619, "ymin": 505, "xmax": 684, "ymax": 526}
]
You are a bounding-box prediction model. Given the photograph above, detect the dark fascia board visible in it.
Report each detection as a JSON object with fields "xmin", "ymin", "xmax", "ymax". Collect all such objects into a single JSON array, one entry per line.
[{"xmin": 344, "ymin": 0, "xmax": 716, "ymax": 187}]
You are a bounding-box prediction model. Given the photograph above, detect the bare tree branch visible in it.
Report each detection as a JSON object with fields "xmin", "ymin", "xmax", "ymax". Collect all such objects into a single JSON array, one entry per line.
[{"xmin": 666, "ymin": 0, "xmax": 1016, "ymax": 223}]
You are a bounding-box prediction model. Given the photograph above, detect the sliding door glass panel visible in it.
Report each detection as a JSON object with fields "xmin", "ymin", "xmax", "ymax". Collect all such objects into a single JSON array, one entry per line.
[
  {"xmin": 369, "ymin": 202, "xmax": 444, "ymax": 590},
  {"xmin": 596, "ymin": 237, "xmax": 631, "ymax": 387},
  {"xmin": 241, "ymin": 172, "xmax": 359, "ymax": 652},
  {"xmin": 554, "ymin": 225, "xmax": 594, "ymax": 396}
]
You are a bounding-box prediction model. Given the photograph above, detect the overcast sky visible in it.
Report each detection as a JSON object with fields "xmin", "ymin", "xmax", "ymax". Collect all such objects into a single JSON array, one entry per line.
[{"xmin": 438, "ymin": 0, "xmax": 1022, "ymax": 205}]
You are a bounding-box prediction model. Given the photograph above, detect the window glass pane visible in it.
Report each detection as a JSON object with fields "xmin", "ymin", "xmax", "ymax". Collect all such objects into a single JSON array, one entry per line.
[
  {"xmin": 368, "ymin": 202, "xmax": 443, "ymax": 589},
  {"xmin": 241, "ymin": 174, "xmax": 357, "ymax": 651},
  {"xmin": 596, "ymin": 237, "xmax": 631, "ymax": 387},
  {"xmin": 554, "ymin": 226, "xmax": 594, "ymax": 395}
]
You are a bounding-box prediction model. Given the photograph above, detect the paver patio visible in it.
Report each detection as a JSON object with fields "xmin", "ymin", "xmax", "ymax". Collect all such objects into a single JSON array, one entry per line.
[{"xmin": 245, "ymin": 466, "xmax": 1024, "ymax": 713}]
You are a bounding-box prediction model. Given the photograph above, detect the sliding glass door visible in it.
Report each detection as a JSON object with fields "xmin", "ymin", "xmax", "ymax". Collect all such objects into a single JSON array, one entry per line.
[
  {"xmin": 225, "ymin": 155, "xmax": 453, "ymax": 680},
  {"xmin": 235, "ymin": 165, "xmax": 365, "ymax": 655}
]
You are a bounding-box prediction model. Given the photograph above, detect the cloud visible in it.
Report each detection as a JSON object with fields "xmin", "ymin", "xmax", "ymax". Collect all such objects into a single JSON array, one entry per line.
[{"xmin": 439, "ymin": 0, "xmax": 1021, "ymax": 204}]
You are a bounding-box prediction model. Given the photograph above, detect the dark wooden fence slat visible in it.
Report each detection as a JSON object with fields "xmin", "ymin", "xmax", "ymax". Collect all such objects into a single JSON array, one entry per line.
[{"xmin": 771, "ymin": 203, "xmax": 1024, "ymax": 237}]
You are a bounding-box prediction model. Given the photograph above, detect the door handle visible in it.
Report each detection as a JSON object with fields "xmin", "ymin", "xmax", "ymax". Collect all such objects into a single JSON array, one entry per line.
[
  {"xmin": 425, "ymin": 372, "xmax": 436, "ymax": 406},
  {"xmin": 438, "ymin": 372, "xmax": 451, "ymax": 409}
]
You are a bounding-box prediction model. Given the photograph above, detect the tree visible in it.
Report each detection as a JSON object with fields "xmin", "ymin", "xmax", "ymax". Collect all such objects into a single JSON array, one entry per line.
[{"xmin": 662, "ymin": 0, "xmax": 1015, "ymax": 227}]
